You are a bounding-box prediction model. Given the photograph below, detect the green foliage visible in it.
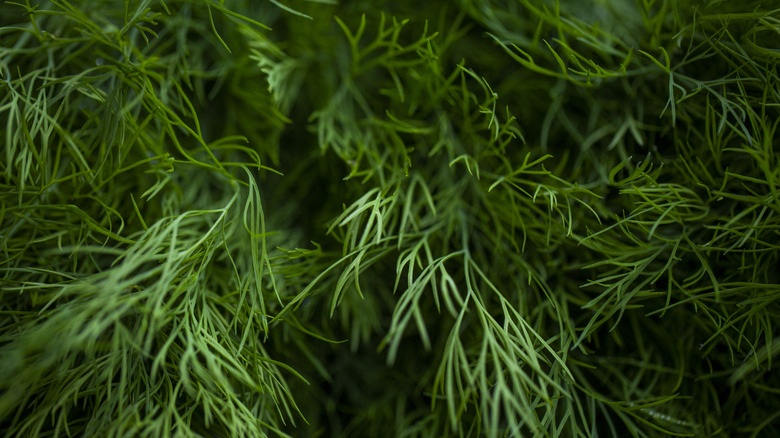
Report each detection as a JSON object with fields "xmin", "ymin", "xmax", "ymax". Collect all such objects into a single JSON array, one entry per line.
[{"xmin": 1, "ymin": 0, "xmax": 779, "ymax": 436}]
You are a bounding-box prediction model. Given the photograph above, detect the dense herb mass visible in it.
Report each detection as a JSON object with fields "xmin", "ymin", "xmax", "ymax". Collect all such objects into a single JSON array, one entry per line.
[{"xmin": 1, "ymin": 0, "xmax": 779, "ymax": 436}]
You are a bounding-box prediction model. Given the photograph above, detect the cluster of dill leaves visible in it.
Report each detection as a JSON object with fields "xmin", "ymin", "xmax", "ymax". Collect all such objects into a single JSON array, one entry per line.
[{"xmin": 1, "ymin": 0, "xmax": 779, "ymax": 436}]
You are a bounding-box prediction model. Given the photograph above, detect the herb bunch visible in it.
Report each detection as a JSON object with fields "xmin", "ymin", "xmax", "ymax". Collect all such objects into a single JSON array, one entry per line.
[{"xmin": 1, "ymin": 0, "xmax": 779, "ymax": 437}]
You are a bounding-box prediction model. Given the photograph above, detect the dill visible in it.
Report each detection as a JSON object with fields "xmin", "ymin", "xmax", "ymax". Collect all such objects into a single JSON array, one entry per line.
[{"xmin": 1, "ymin": 0, "xmax": 778, "ymax": 436}]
